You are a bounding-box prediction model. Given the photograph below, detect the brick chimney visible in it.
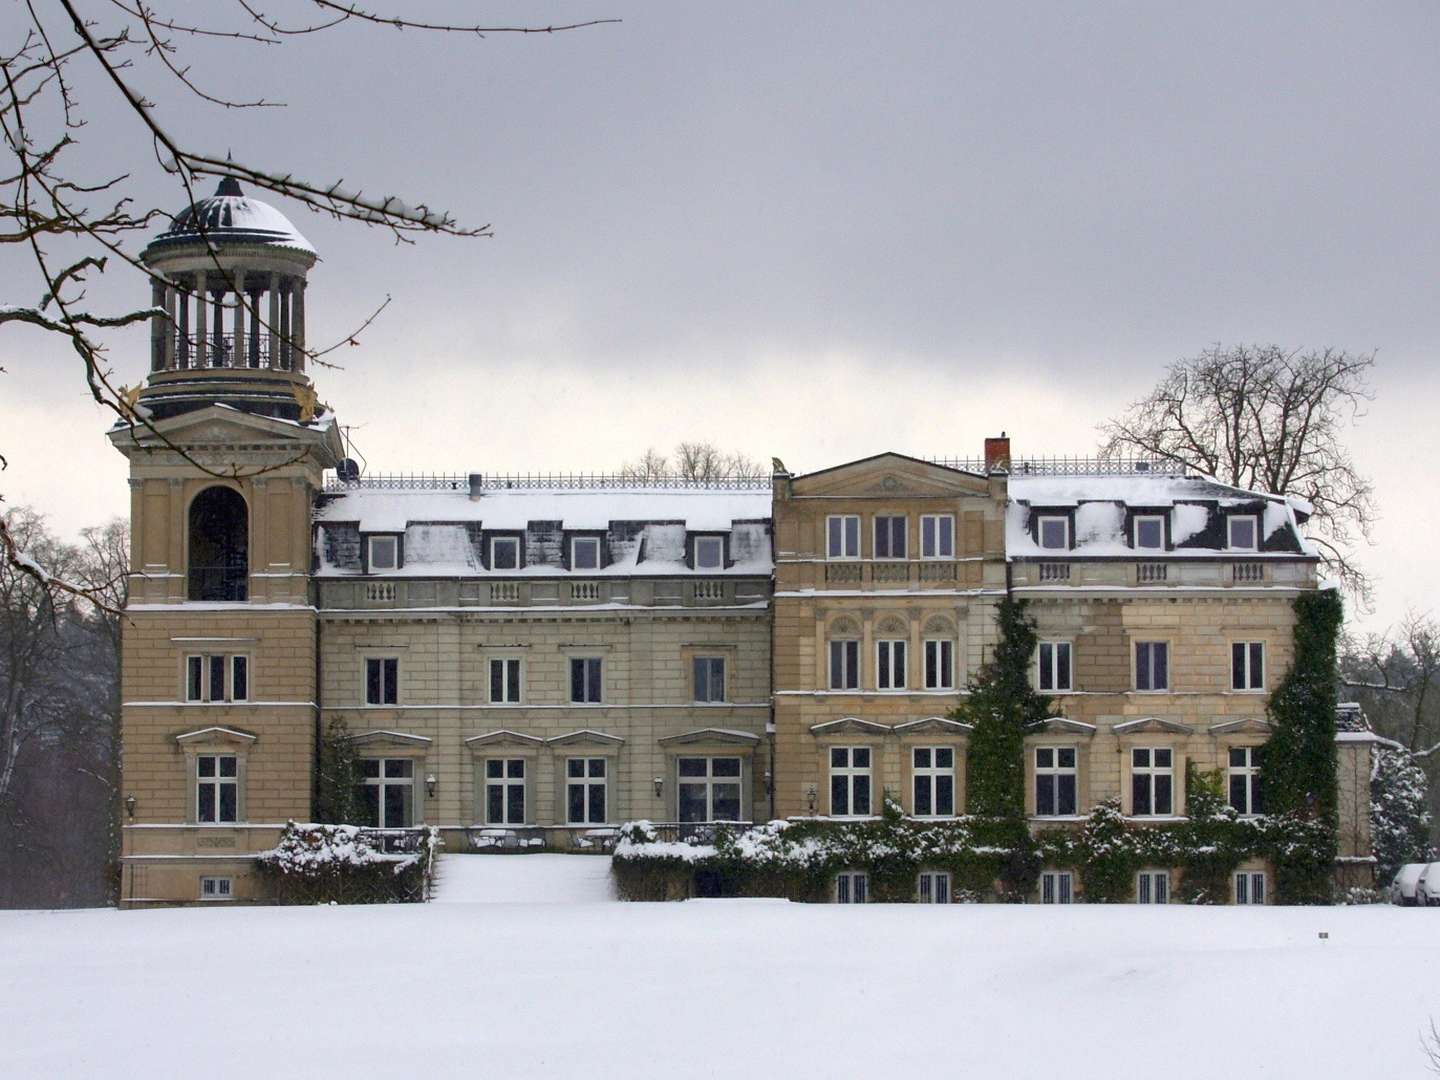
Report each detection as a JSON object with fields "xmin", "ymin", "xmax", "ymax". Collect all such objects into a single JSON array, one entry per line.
[{"xmin": 984, "ymin": 433, "xmax": 1011, "ymax": 474}]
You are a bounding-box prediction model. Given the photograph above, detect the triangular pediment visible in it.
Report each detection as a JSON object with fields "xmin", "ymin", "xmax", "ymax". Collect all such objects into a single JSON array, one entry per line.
[
  {"xmin": 173, "ymin": 725, "xmax": 257, "ymax": 748},
  {"xmin": 809, "ymin": 716, "xmax": 893, "ymax": 736},
  {"xmin": 546, "ymin": 729, "xmax": 625, "ymax": 748},
  {"xmin": 464, "ymin": 729, "xmax": 544, "ymax": 751},
  {"xmin": 1208, "ymin": 717, "xmax": 1273, "ymax": 736},
  {"xmin": 349, "ymin": 729, "xmax": 432, "ymax": 750},
  {"xmin": 657, "ymin": 727, "xmax": 762, "ymax": 747},
  {"xmin": 1028, "ymin": 716, "xmax": 1097, "ymax": 736},
  {"xmin": 109, "ymin": 404, "xmax": 343, "ymax": 460},
  {"xmin": 893, "ymin": 716, "xmax": 973, "ymax": 736},
  {"xmin": 1113, "ymin": 716, "xmax": 1195, "ymax": 736},
  {"xmin": 793, "ymin": 453, "xmax": 989, "ymax": 499}
]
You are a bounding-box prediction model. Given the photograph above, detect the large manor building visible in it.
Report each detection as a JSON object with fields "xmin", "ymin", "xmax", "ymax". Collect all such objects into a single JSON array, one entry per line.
[{"xmin": 110, "ymin": 182, "xmax": 1376, "ymax": 906}]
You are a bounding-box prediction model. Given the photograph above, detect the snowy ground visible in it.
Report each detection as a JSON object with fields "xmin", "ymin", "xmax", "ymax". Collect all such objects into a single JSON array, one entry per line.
[{"xmin": 6, "ymin": 856, "xmax": 1440, "ymax": 1079}]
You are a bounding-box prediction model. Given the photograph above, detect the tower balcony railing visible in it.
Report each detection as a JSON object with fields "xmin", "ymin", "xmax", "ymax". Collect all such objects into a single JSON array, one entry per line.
[
  {"xmin": 163, "ymin": 332, "xmax": 295, "ymax": 372},
  {"xmin": 187, "ymin": 565, "xmax": 248, "ymax": 602}
]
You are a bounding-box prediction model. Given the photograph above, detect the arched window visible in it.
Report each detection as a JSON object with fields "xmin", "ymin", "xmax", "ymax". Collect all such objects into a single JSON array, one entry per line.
[{"xmin": 188, "ymin": 487, "xmax": 248, "ymax": 601}]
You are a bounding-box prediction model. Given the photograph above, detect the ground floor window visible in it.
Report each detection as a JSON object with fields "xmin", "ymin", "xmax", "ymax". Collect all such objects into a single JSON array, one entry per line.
[
  {"xmin": 567, "ymin": 757, "xmax": 608, "ymax": 824},
  {"xmin": 917, "ymin": 870, "xmax": 951, "ymax": 904},
  {"xmin": 829, "ymin": 746, "xmax": 872, "ymax": 817},
  {"xmin": 912, "ymin": 746, "xmax": 955, "ymax": 817},
  {"xmin": 199, "ymin": 876, "xmax": 233, "ymax": 901},
  {"xmin": 1136, "ymin": 870, "xmax": 1169, "ymax": 904},
  {"xmin": 678, "ymin": 756, "xmax": 743, "ymax": 822},
  {"xmin": 360, "ymin": 757, "xmax": 414, "ymax": 827},
  {"xmin": 1040, "ymin": 870, "xmax": 1074, "ymax": 905},
  {"xmin": 836, "ymin": 871, "xmax": 868, "ymax": 904},
  {"xmin": 486, "ymin": 758, "xmax": 527, "ymax": 824},
  {"xmin": 196, "ymin": 754, "xmax": 238, "ymax": 823},
  {"xmin": 1234, "ymin": 871, "xmax": 1266, "ymax": 905}
]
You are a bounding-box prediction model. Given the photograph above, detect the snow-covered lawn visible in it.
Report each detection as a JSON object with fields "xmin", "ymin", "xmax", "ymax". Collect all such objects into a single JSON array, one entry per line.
[{"xmin": 6, "ymin": 855, "xmax": 1440, "ymax": 1078}]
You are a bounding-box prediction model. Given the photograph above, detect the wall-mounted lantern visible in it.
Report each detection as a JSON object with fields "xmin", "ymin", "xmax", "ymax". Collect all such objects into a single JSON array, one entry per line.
[
  {"xmin": 805, "ymin": 784, "xmax": 817, "ymax": 814},
  {"xmin": 124, "ymin": 794, "xmax": 137, "ymax": 820},
  {"xmin": 653, "ymin": 776, "xmax": 664, "ymax": 799},
  {"xmin": 425, "ymin": 774, "xmax": 438, "ymax": 798}
]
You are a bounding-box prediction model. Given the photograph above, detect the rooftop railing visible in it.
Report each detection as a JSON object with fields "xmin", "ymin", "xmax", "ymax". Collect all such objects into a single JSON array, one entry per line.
[
  {"xmin": 924, "ymin": 455, "xmax": 1190, "ymax": 477},
  {"xmin": 324, "ymin": 471, "xmax": 775, "ymax": 492}
]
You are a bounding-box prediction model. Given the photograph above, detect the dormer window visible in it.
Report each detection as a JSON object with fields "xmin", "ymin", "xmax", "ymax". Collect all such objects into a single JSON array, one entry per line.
[
  {"xmin": 695, "ymin": 536, "xmax": 724, "ymax": 570},
  {"xmin": 1227, "ymin": 515, "xmax": 1259, "ymax": 552},
  {"xmin": 571, "ymin": 537, "xmax": 601, "ymax": 571},
  {"xmin": 1037, "ymin": 515, "xmax": 1069, "ymax": 551},
  {"xmin": 490, "ymin": 536, "xmax": 521, "ymax": 570},
  {"xmin": 368, "ymin": 535, "xmax": 399, "ymax": 571},
  {"xmin": 1133, "ymin": 515, "xmax": 1166, "ymax": 551}
]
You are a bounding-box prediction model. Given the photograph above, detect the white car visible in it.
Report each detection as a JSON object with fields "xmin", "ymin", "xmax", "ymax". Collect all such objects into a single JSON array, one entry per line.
[
  {"xmin": 1418, "ymin": 863, "xmax": 1440, "ymax": 907},
  {"xmin": 1392, "ymin": 863, "xmax": 1428, "ymax": 905}
]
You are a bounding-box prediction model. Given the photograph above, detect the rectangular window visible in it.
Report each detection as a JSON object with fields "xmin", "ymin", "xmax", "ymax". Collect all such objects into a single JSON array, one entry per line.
[
  {"xmin": 185, "ymin": 654, "xmax": 248, "ymax": 702},
  {"xmin": 1038, "ymin": 641, "xmax": 1072, "ymax": 692},
  {"xmin": 1231, "ymin": 641, "xmax": 1265, "ymax": 691},
  {"xmin": 199, "ymin": 876, "xmax": 234, "ymax": 901},
  {"xmin": 829, "ymin": 639, "xmax": 860, "ymax": 690},
  {"xmin": 835, "ymin": 871, "xmax": 868, "ymax": 904},
  {"xmin": 829, "ymin": 746, "xmax": 872, "ymax": 817},
  {"xmin": 1040, "ymin": 870, "xmax": 1073, "ymax": 904},
  {"xmin": 923, "ymin": 639, "xmax": 954, "ymax": 690},
  {"xmin": 1035, "ymin": 747, "xmax": 1077, "ymax": 816},
  {"xmin": 876, "ymin": 639, "xmax": 907, "ymax": 690},
  {"xmin": 874, "ymin": 515, "xmax": 907, "ymax": 559},
  {"xmin": 1228, "ymin": 746, "xmax": 1264, "ymax": 815},
  {"xmin": 1234, "ymin": 871, "xmax": 1266, "ymax": 905},
  {"xmin": 1037, "ymin": 516, "xmax": 1069, "ymax": 550},
  {"xmin": 677, "ymin": 756, "xmax": 743, "ymax": 822},
  {"xmin": 1136, "ymin": 870, "xmax": 1170, "ymax": 904},
  {"xmin": 917, "ymin": 870, "xmax": 951, "ymax": 904},
  {"xmin": 693, "ymin": 656, "xmax": 726, "ymax": 703},
  {"xmin": 1133, "ymin": 515, "xmax": 1166, "ymax": 550},
  {"xmin": 571, "ymin": 537, "xmax": 600, "ymax": 570},
  {"xmin": 569, "ymin": 657, "xmax": 603, "ymax": 703},
  {"xmin": 1131, "ymin": 747, "xmax": 1174, "ymax": 816},
  {"xmin": 489, "ymin": 658, "xmax": 522, "ymax": 704},
  {"xmin": 485, "ymin": 758, "xmax": 526, "ymax": 825},
  {"xmin": 1227, "ymin": 515, "xmax": 1259, "ymax": 551},
  {"xmin": 196, "ymin": 754, "xmax": 238, "ymax": 823},
  {"xmin": 1135, "ymin": 641, "xmax": 1169, "ymax": 691},
  {"xmin": 490, "ymin": 536, "xmax": 520, "ymax": 570},
  {"xmin": 920, "ymin": 514, "xmax": 954, "ymax": 559},
  {"xmin": 566, "ymin": 757, "xmax": 608, "ymax": 825},
  {"xmin": 365, "ymin": 657, "xmax": 399, "ymax": 705},
  {"xmin": 368, "ymin": 535, "xmax": 398, "ymax": 570},
  {"xmin": 912, "ymin": 746, "xmax": 955, "ymax": 817},
  {"xmin": 694, "ymin": 536, "xmax": 724, "ymax": 570},
  {"xmin": 827, "ymin": 515, "xmax": 860, "ymax": 559},
  {"xmin": 360, "ymin": 757, "xmax": 414, "ymax": 828}
]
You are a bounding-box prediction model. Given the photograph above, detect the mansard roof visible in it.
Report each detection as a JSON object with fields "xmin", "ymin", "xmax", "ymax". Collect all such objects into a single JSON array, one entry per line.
[{"xmin": 1007, "ymin": 472, "xmax": 1317, "ymax": 559}]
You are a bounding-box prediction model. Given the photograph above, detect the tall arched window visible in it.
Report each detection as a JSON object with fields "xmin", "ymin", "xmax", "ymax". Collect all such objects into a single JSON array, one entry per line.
[{"xmin": 188, "ymin": 487, "xmax": 248, "ymax": 601}]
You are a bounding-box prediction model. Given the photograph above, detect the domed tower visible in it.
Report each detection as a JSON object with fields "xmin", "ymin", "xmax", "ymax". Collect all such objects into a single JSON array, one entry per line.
[
  {"xmin": 109, "ymin": 180, "xmax": 343, "ymax": 906},
  {"xmin": 138, "ymin": 177, "xmax": 320, "ymax": 421}
]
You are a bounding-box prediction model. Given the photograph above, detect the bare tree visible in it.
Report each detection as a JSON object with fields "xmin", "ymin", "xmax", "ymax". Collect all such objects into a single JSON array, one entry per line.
[
  {"xmin": 1101, "ymin": 345, "xmax": 1376, "ymax": 601},
  {"xmin": 1342, "ymin": 613, "xmax": 1440, "ymax": 756},
  {"xmin": 620, "ymin": 442, "xmax": 766, "ymax": 482},
  {"xmin": 0, "ymin": 2, "xmax": 614, "ymax": 602}
]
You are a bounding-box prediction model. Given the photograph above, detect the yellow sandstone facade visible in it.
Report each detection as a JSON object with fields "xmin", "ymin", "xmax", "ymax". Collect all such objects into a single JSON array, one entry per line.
[{"xmin": 108, "ymin": 183, "xmax": 1375, "ymax": 906}]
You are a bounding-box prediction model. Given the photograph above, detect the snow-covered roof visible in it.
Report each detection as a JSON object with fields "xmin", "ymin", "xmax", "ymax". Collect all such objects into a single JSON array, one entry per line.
[
  {"xmin": 1007, "ymin": 474, "xmax": 1316, "ymax": 558},
  {"xmin": 314, "ymin": 485, "xmax": 773, "ymax": 578},
  {"xmin": 145, "ymin": 178, "xmax": 316, "ymax": 257}
]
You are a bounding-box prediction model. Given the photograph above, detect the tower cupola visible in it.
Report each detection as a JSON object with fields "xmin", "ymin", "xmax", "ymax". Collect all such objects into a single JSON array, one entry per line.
[{"xmin": 138, "ymin": 178, "xmax": 321, "ymax": 422}]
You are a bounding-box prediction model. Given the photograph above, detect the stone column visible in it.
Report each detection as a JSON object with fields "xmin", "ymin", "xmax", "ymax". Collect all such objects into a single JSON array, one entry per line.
[
  {"xmin": 195, "ymin": 271, "xmax": 208, "ymax": 367},
  {"xmin": 231, "ymin": 269, "xmax": 246, "ymax": 371},
  {"xmin": 177, "ymin": 285, "xmax": 189, "ymax": 369},
  {"xmin": 211, "ymin": 283, "xmax": 224, "ymax": 367},
  {"xmin": 280, "ymin": 276, "xmax": 292, "ymax": 370},
  {"xmin": 150, "ymin": 279, "xmax": 165, "ymax": 372},
  {"xmin": 163, "ymin": 282, "xmax": 177, "ymax": 370},
  {"xmin": 248, "ymin": 290, "xmax": 262, "ymax": 367},
  {"xmin": 293, "ymin": 278, "xmax": 306, "ymax": 373},
  {"xmin": 267, "ymin": 272, "xmax": 280, "ymax": 369}
]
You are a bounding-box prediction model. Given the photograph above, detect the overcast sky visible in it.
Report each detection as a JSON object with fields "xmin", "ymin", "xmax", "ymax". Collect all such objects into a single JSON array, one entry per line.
[{"xmin": 3, "ymin": 1, "xmax": 1436, "ymax": 634}]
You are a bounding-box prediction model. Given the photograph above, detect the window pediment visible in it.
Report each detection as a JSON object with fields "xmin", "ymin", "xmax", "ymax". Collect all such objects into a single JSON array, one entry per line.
[
  {"xmin": 174, "ymin": 725, "xmax": 257, "ymax": 749},
  {"xmin": 809, "ymin": 716, "xmax": 892, "ymax": 736},
  {"xmin": 349, "ymin": 729, "xmax": 432, "ymax": 750},
  {"xmin": 1113, "ymin": 716, "xmax": 1195, "ymax": 736},
  {"xmin": 657, "ymin": 727, "xmax": 761, "ymax": 747},
  {"xmin": 465, "ymin": 729, "xmax": 544, "ymax": 752},
  {"xmin": 1209, "ymin": 717, "xmax": 1273, "ymax": 736},
  {"xmin": 893, "ymin": 716, "xmax": 972, "ymax": 737},
  {"xmin": 546, "ymin": 729, "xmax": 625, "ymax": 749},
  {"xmin": 1029, "ymin": 716, "xmax": 1096, "ymax": 737}
]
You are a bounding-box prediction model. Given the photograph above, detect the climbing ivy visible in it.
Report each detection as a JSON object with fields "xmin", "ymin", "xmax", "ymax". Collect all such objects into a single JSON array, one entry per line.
[{"xmin": 1262, "ymin": 589, "xmax": 1344, "ymax": 903}]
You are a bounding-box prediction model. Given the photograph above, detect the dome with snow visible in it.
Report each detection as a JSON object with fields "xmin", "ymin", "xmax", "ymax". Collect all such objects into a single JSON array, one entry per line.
[{"xmin": 144, "ymin": 177, "xmax": 316, "ymax": 257}]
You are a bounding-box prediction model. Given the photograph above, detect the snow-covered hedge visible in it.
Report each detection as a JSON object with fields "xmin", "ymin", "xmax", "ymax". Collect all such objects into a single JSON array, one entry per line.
[
  {"xmin": 612, "ymin": 782, "xmax": 1336, "ymax": 904},
  {"xmin": 255, "ymin": 822, "xmax": 442, "ymax": 904}
]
